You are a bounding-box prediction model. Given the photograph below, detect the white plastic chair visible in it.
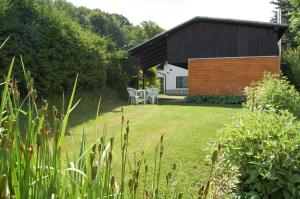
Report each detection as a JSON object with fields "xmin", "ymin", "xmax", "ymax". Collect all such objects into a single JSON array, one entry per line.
[
  {"xmin": 127, "ymin": 88, "xmax": 141, "ymax": 104},
  {"xmin": 152, "ymin": 88, "xmax": 160, "ymax": 104},
  {"xmin": 146, "ymin": 88, "xmax": 153, "ymax": 104},
  {"xmin": 147, "ymin": 88, "xmax": 159, "ymax": 104}
]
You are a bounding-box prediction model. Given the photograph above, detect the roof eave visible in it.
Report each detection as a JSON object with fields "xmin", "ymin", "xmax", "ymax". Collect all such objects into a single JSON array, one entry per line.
[{"xmin": 127, "ymin": 16, "xmax": 289, "ymax": 54}]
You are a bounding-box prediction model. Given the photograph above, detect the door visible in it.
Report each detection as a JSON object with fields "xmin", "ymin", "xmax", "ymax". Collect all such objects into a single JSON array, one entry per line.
[{"xmin": 158, "ymin": 77, "xmax": 164, "ymax": 94}]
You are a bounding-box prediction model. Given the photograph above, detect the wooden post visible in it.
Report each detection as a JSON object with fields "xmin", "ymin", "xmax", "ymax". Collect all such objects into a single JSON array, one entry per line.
[
  {"xmin": 142, "ymin": 70, "xmax": 145, "ymax": 89},
  {"xmin": 136, "ymin": 65, "xmax": 139, "ymax": 89}
]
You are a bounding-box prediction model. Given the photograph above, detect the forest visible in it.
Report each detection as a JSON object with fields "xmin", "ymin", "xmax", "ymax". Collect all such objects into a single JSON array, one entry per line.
[{"xmin": 0, "ymin": 0, "xmax": 164, "ymax": 98}]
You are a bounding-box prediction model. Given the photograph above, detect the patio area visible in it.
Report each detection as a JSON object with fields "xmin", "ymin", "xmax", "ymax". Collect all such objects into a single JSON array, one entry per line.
[
  {"xmin": 127, "ymin": 86, "xmax": 187, "ymax": 105},
  {"xmin": 127, "ymin": 87, "xmax": 160, "ymax": 104}
]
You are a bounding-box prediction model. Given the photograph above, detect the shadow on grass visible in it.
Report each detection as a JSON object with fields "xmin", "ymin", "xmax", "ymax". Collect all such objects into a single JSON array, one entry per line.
[
  {"xmin": 45, "ymin": 92, "xmax": 241, "ymax": 128},
  {"xmin": 46, "ymin": 90, "xmax": 127, "ymax": 128},
  {"xmin": 158, "ymin": 96, "xmax": 242, "ymax": 109}
]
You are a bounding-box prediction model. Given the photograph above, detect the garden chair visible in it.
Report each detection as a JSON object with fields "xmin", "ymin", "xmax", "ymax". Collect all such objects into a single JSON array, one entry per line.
[
  {"xmin": 152, "ymin": 88, "xmax": 160, "ymax": 104},
  {"xmin": 146, "ymin": 88, "xmax": 154, "ymax": 104},
  {"xmin": 127, "ymin": 88, "xmax": 141, "ymax": 104},
  {"xmin": 146, "ymin": 88, "xmax": 159, "ymax": 104}
]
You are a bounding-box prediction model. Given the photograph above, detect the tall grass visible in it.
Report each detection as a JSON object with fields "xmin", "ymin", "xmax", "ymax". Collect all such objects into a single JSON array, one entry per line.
[{"xmin": 0, "ymin": 46, "xmax": 182, "ymax": 198}]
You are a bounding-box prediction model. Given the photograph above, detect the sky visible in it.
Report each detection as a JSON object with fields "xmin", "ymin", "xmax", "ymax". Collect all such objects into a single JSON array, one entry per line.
[{"xmin": 67, "ymin": 0, "xmax": 278, "ymax": 30}]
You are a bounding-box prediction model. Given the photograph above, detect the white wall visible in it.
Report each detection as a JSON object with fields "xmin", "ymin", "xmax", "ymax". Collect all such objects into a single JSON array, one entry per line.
[{"xmin": 157, "ymin": 64, "xmax": 188, "ymax": 91}]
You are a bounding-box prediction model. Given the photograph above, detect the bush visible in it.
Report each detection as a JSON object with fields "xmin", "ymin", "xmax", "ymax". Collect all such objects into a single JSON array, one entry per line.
[
  {"xmin": 0, "ymin": 0, "xmax": 108, "ymax": 95},
  {"xmin": 0, "ymin": 1, "xmax": 137, "ymax": 97},
  {"xmin": 282, "ymin": 47, "xmax": 300, "ymax": 89},
  {"xmin": 137, "ymin": 67, "xmax": 160, "ymax": 88},
  {"xmin": 184, "ymin": 95, "xmax": 245, "ymax": 104},
  {"xmin": 244, "ymin": 73, "xmax": 300, "ymax": 116},
  {"xmin": 214, "ymin": 110, "xmax": 300, "ymax": 198}
]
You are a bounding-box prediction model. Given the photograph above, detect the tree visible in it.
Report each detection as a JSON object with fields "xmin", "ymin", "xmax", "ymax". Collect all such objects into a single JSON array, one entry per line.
[
  {"xmin": 290, "ymin": 0, "xmax": 300, "ymax": 44},
  {"xmin": 129, "ymin": 21, "xmax": 164, "ymax": 47},
  {"xmin": 0, "ymin": 0, "xmax": 164, "ymax": 98},
  {"xmin": 271, "ymin": 0, "xmax": 298, "ymax": 48},
  {"xmin": 0, "ymin": 0, "xmax": 107, "ymax": 95},
  {"xmin": 140, "ymin": 21, "xmax": 164, "ymax": 39}
]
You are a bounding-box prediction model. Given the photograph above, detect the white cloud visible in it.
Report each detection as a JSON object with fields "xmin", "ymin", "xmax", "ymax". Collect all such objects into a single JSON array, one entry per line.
[{"xmin": 67, "ymin": 0, "xmax": 277, "ymax": 29}]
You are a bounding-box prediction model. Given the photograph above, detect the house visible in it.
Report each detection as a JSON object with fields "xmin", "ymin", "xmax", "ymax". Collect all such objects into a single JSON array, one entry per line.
[
  {"xmin": 157, "ymin": 64, "xmax": 188, "ymax": 96},
  {"xmin": 128, "ymin": 16, "xmax": 287, "ymax": 96}
]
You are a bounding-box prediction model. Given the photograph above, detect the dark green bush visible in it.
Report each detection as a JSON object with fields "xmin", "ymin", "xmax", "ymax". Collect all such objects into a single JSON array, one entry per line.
[
  {"xmin": 244, "ymin": 73, "xmax": 300, "ymax": 116},
  {"xmin": 184, "ymin": 95, "xmax": 245, "ymax": 104},
  {"xmin": 282, "ymin": 48, "xmax": 300, "ymax": 89},
  {"xmin": 215, "ymin": 109, "xmax": 300, "ymax": 198},
  {"xmin": 0, "ymin": 0, "xmax": 108, "ymax": 95}
]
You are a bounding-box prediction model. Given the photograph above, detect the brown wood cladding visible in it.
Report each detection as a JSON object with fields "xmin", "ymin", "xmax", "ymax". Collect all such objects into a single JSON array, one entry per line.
[{"xmin": 188, "ymin": 56, "xmax": 280, "ymax": 95}]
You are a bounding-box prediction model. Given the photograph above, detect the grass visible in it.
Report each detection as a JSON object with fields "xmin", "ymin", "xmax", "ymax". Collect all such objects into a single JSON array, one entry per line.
[
  {"xmin": 61, "ymin": 95, "xmax": 242, "ymax": 197},
  {"xmin": 1, "ymin": 53, "xmax": 192, "ymax": 198}
]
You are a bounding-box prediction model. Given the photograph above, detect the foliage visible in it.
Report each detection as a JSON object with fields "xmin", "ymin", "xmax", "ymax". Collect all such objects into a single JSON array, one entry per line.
[
  {"xmin": 290, "ymin": 0, "xmax": 300, "ymax": 44},
  {"xmin": 128, "ymin": 21, "xmax": 164, "ymax": 47},
  {"xmin": 271, "ymin": 0, "xmax": 298, "ymax": 48},
  {"xmin": 213, "ymin": 109, "xmax": 300, "ymax": 198},
  {"xmin": 244, "ymin": 73, "xmax": 300, "ymax": 116},
  {"xmin": 53, "ymin": 0, "xmax": 132, "ymax": 47},
  {"xmin": 53, "ymin": 1, "xmax": 164, "ymax": 48},
  {"xmin": 272, "ymin": 0, "xmax": 300, "ymax": 86},
  {"xmin": 0, "ymin": 55, "xmax": 183, "ymax": 198},
  {"xmin": 0, "ymin": 0, "xmax": 164, "ymax": 98},
  {"xmin": 105, "ymin": 50, "xmax": 135, "ymax": 99},
  {"xmin": 184, "ymin": 95, "xmax": 246, "ymax": 104},
  {"xmin": 52, "ymin": 0, "xmax": 164, "ymax": 94},
  {"xmin": 140, "ymin": 67, "xmax": 160, "ymax": 88},
  {"xmin": 0, "ymin": 0, "xmax": 107, "ymax": 95},
  {"xmin": 198, "ymin": 144, "xmax": 239, "ymax": 199},
  {"xmin": 282, "ymin": 47, "xmax": 300, "ymax": 89}
]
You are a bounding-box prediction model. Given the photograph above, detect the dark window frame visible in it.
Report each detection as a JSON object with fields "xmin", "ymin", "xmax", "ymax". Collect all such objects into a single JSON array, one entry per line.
[{"xmin": 176, "ymin": 76, "xmax": 188, "ymax": 88}]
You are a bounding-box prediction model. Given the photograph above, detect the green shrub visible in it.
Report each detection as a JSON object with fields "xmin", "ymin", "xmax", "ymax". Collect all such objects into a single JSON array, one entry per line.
[
  {"xmin": 0, "ymin": 1, "xmax": 137, "ymax": 97},
  {"xmin": 137, "ymin": 67, "xmax": 160, "ymax": 89},
  {"xmin": 244, "ymin": 73, "xmax": 300, "ymax": 116},
  {"xmin": 184, "ymin": 95, "xmax": 245, "ymax": 104},
  {"xmin": 214, "ymin": 109, "xmax": 300, "ymax": 198},
  {"xmin": 282, "ymin": 47, "xmax": 300, "ymax": 89}
]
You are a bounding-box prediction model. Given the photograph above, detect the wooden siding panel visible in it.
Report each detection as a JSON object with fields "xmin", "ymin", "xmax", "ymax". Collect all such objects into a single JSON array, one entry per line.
[
  {"xmin": 167, "ymin": 22, "xmax": 279, "ymax": 65},
  {"xmin": 188, "ymin": 56, "xmax": 280, "ymax": 95}
]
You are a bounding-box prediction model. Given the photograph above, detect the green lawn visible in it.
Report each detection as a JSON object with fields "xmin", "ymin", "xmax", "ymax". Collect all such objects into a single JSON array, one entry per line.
[{"xmin": 62, "ymin": 95, "xmax": 241, "ymax": 197}]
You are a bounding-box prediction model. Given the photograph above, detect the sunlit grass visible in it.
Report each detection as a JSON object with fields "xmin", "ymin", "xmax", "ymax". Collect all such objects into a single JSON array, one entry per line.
[{"xmin": 63, "ymin": 98, "xmax": 242, "ymax": 197}]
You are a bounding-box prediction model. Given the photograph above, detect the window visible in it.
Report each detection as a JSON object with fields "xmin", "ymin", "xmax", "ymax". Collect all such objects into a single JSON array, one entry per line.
[{"xmin": 176, "ymin": 76, "xmax": 188, "ymax": 88}]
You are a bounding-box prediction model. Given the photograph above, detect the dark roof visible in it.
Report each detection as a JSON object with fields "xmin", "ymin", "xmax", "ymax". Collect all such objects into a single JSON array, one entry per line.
[{"xmin": 128, "ymin": 16, "xmax": 288, "ymax": 54}]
